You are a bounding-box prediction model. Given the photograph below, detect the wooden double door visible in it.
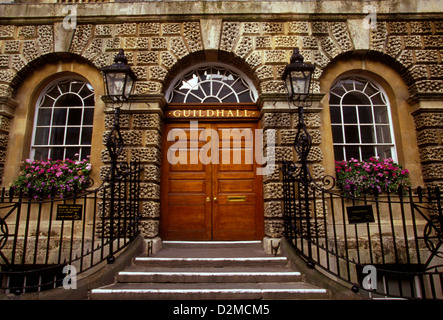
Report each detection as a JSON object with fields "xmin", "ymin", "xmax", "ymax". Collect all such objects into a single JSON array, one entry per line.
[{"xmin": 161, "ymin": 121, "xmax": 264, "ymax": 240}]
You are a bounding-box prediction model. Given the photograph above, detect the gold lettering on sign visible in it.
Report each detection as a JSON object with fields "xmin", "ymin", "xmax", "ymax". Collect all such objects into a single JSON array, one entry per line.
[{"xmin": 167, "ymin": 109, "xmax": 258, "ymax": 118}]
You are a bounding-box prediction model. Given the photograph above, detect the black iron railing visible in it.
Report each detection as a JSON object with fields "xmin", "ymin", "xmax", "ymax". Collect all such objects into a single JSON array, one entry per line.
[
  {"xmin": 0, "ymin": 160, "xmax": 141, "ymax": 294},
  {"xmin": 282, "ymin": 161, "xmax": 443, "ymax": 299}
]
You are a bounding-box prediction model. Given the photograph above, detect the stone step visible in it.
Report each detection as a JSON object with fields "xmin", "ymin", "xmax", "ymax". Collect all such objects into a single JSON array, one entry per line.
[
  {"xmin": 133, "ymin": 256, "xmax": 289, "ymax": 268},
  {"xmin": 117, "ymin": 268, "xmax": 302, "ymax": 283},
  {"xmin": 154, "ymin": 241, "xmax": 273, "ymax": 258},
  {"xmin": 89, "ymin": 241, "xmax": 330, "ymax": 300},
  {"xmin": 91, "ymin": 282, "xmax": 329, "ymax": 300}
]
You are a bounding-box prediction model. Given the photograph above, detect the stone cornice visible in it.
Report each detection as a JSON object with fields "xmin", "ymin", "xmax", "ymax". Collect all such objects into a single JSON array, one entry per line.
[
  {"xmin": 1, "ymin": 1, "xmax": 443, "ymax": 24},
  {"xmin": 407, "ymin": 93, "xmax": 443, "ymax": 108},
  {"xmin": 0, "ymin": 96, "xmax": 18, "ymax": 118}
]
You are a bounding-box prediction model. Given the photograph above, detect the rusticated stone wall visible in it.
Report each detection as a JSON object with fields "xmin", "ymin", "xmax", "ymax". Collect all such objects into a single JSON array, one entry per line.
[
  {"xmin": 261, "ymin": 110, "xmax": 325, "ymax": 239},
  {"xmin": 413, "ymin": 110, "xmax": 443, "ymax": 187},
  {"xmin": 100, "ymin": 112, "xmax": 162, "ymax": 238},
  {"xmin": 0, "ymin": 114, "xmax": 11, "ymax": 181}
]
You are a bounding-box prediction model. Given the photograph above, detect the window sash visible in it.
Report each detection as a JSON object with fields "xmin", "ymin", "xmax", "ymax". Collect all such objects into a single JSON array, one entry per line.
[
  {"xmin": 31, "ymin": 78, "xmax": 95, "ymax": 161},
  {"xmin": 329, "ymin": 76, "xmax": 397, "ymax": 162}
]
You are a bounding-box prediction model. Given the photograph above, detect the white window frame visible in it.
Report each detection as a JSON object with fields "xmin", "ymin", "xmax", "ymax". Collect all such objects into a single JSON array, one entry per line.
[
  {"xmin": 31, "ymin": 77, "xmax": 95, "ymax": 161},
  {"xmin": 329, "ymin": 75, "xmax": 398, "ymax": 162}
]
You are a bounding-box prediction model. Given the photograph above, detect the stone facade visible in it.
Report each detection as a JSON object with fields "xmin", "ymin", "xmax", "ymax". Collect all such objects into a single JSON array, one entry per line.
[{"xmin": 0, "ymin": 1, "xmax": 442, "ymax": 242}]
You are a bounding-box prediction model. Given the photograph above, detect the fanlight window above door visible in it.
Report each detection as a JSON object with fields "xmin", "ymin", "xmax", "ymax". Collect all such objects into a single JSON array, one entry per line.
[{"xmin": 167, "ymin": 65, "xmax": 257, "ymax": 103}]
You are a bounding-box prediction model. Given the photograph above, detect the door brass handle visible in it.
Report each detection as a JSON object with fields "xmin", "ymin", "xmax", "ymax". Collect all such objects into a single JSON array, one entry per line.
[
  {"xmin": 206, "ymin": 197, "xmax": 210, "ymax": 202},
  {"xmin": 213, "ymin": 197, "xmax": 217, "ymax": 201}
]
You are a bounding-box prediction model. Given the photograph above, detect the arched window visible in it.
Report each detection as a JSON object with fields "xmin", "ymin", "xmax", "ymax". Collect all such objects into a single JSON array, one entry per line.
[
  {"xmin": 31, "ymin": 78, "xmax": 95, "ymax": 160},
  {"xmin": 329, "ymin": 76, "xmax": 397, "ymax": 161},
  {"xmin": 166, "ymin": 64, "xmax": 257, "ymax": 103}
]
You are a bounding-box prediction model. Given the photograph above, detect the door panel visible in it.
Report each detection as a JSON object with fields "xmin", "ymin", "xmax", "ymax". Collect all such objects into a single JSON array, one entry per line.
[
  {"xmin": 161, "ymin": 122, "xmax": 263, "ymax": 240},
  {"xmin": 212, "ymin": 123, "xmax": 262, "ymax": 240},
  {"xmin": 161, "ymin": 122, "xmax": 212, "ymax": 240}
]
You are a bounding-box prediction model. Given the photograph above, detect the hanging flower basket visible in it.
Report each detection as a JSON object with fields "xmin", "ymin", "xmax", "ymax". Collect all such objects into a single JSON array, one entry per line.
[
  {"xmin": 335, "ymin": 157, "xmax": 411, "ymax": 197},
  {"xmin": 10, "ymin": 157, "xmax": 92, "ymax": 199}
]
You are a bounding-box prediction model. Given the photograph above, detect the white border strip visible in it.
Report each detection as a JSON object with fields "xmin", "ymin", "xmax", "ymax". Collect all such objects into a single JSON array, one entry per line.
[
  {"xmin": 135, "ymin": 257, "xmax": 287, "ymax": 262},
  {"xmin": 92, "ymin": 288, "xmax": 327, "ymax": 294},
  {"xmin": 119, "ymin": 271, "xmax": 301, "ymax": 276},
  {"xmin": 162, "ymin": 241, "xmax": 262, "ymax": 244}
]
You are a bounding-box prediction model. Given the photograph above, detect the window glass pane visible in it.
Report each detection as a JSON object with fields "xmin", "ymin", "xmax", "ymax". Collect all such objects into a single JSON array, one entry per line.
[
  {"xmin": 353, "ymin": 78, "xmax": 366, "ymax": 92},
  {"xmin": 81, "ymin": 127, "xmax": 92, "ymax": 145},
  {"xmin": 83, "ymin": 96, "xmax": 95, "ymax": 107},
  {"xmin": 331, "ymin": 125, "xmax": 343, "ymax": 143},
  {"xmin": 360, "ymin": 126, "xmax": 375, "ymax": 143},
  {"xmin": 330, "ymin": 106, "xmax": 341, "ymax": 123},
  {"xmin": 331, "ymin": 83, "xmax": 346, "ymax": 96},
  {"xmin": 70, "ymin": 81, "xmax": 85, "ymax": 93},
  {"xmin": 55, "ymin": 94, "xmax": 83, "ymax": 107},
  {"xmin": 68, "ymin": 108, "xmax": 82, "ymax": 125},
  {"xmin": 57, "ymin": 81, "xmax": 70, "ymax": 94},
  {"xmin": 364, "ymin": 82, "xmax": 378, "ymax": 97},
  {"xmin": 40, "ymin": 96, "xmax": 55, "ymax": 108},
  {"xmin": 65, "ymin": 147, "xmax": 80, "ymax": 160},
  {"xmin": 238, "ymin": 91, "xmax": 253, "ymax": 103},
  {"xmin": 342, "ymin": 92, "xmax": 371, "ymax": 105},
  {"xmin": 370, "ymin": 92, "xmax": 385, "ymax": 105},
  {"xmin": 45, "ymin": 85, "xmax": 60, "ymax": 99},
  {"xmin": 83, "ymin": 108, "xmax": 94, "ymax": 125},
  {"xmin": 341, "ymin": 79, "xmax": 354, "ymax": 92},
  {"xmin": 66, "ymin": 127, "xmax": 80, "ymax": 145},
  {"xmin": 358, "ymin": 106, "xmax": 373, "ymax": 124},
  {"xmin": 376, "ymin": 125, "xmax": 392, "ymax": 143},
  {"xmin": 329, "ymin": 93, "xmax": 341, "ymax": 105},
  {"xmin": 361, "ymin": 146, "xmax": 376, "ymax": 160},
  {"xmin": 34, "ymin": 127, "xmax": 50, "ymax": 145},
  {"xmin": 344, "ymin": 126, "xmax": 359, "ymax": 143},
  {"xmin": 37, "ymin": 109, "xmax": 52, "ymax": 126},
  {"xmin": 50, "ymin": 127, "xmax": 65, "ymax": 145},
  {"xmin": 52, "ymin": 108, "xmax": 67, "ymax": 125},
  {"xmin": 334, "ymin": 146, "xmax": 344, "ymax": 161},
  {"xmin": 81, "ymin": 147, "xmax": 91, "ymax": 160},
  {"xmin": 343, "ymin": 107, "xmax": 357, "ymax": 123},
  {"xmin": 34, "ymin": 148, "xmax": 49, "ymax": 160},
  {"xmin": 345, "ymin": 145, "xmax": 360, "ymax": 160},
  {"xmin": 51, "ymin": 147, "xmax": 65, "ymax": 160},
  {"xmin": 374, "ymin": 106, "xmax": 389, "ymax": 123},
  {"xmin": 377, "ymin": 146, "xmax": 393, "ymax": 159}
]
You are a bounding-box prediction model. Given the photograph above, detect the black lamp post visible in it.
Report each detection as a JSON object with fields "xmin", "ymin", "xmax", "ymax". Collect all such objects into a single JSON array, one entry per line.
[
  {"xmin": 101, "ymin": 49, "xmax": 137, "ymax": 263},
  {"xmin": 282, "ymin": 47, "xmax": 316, "ymax": 269},
  {"xmin": 101, "ymin": 49, "xmax": 137, "ymax": 104},
  {"xmin": 282, "ymin": 48, "xmax": 316, "ymax": 104},
  {"xmin": 101, "ymin": 49, "xmax": 137, "ymax": 164},
  {"xmin": 282, "ymin": 47, "xmax": 316, "ymax": 168}
]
